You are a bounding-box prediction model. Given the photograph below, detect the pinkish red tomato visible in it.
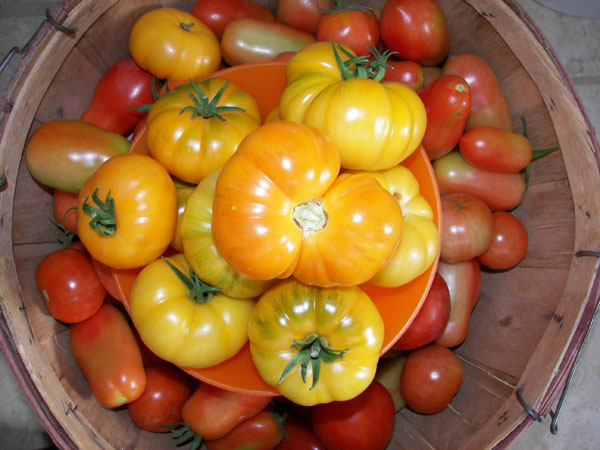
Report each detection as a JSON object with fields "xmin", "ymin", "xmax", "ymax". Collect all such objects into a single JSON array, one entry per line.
[{"xmin": 478, "ymin": 211, "xmax": 528, "ymax": 269}]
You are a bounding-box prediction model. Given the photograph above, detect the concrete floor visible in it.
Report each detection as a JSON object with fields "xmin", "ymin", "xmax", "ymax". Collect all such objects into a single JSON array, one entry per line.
[{"xmin": 0, "ymin": 0, "xmax": 599, "ymax": 449}]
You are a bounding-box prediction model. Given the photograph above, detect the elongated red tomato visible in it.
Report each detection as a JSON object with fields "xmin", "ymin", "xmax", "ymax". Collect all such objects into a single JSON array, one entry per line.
[
  {"xmin": 459, "ymin": 125, "xmax": 532, "ymax": 172},
  {"xmin": 192, "ymin": 0, "xmax": 275, "ymax": 39},
  {"xmin": 419, "ymin": 75, "xmax": 471, "ymax": 161},
  {"xmin": 433, "ymin": 151, "xmax": 526, "ymax": 211},
  {"xmin": 276, "ymin": 0, "xmax": 333, "ymax": 35},
  {"xmin": 36, "ymin": 249, "xmax": 106, "ymax": 324},
  {"xmin": 53, "ymin": 189, "xmax": 79, "ymax": 234},
  {"xmin": 221, "ymin": 18, "xmax": 316, "ymax": 65},
  {"xmin": 81, "ymin": 58, "xmax": 155, "ymax": 136},
  {"xmin": 70, "ymin": 303, "xmax": 146, "ymax": 408},
  {"xmin": 205, "ymin": 410, "xmax": 285, "ymax": 450}
]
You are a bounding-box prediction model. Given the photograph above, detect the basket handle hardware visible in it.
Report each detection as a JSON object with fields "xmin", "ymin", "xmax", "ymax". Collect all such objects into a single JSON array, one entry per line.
[
  {"xmin": 516, "ymin": 285, "xmax": 600, "ymax": 435},
  {"xmin": 0, "ymin": 9, "xmax": 76, "ymax": 75}
]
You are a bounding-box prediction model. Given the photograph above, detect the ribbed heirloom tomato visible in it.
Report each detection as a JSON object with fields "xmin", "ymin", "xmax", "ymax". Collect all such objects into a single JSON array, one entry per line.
[{"xmin": 211, "ymin": 120, "xmax": 404, "ymax": 287}]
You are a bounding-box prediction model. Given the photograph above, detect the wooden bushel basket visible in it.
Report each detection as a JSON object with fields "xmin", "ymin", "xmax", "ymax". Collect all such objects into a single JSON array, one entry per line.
[{"xmin": 1, "ymin": 0, "xmax": 599, "ymax": 448}]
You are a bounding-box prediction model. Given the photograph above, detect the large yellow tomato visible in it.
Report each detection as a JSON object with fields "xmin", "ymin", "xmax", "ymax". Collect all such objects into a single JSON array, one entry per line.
[
  {"xmin": 129, "ymin": 253, "xmax": 255, "ymax": 368},
  {"xmin": 180, "ymin": 170, "xmax": 275, "ymax": 298},
  {"xmin": 361, "ymin": 163, "xmax": 440, "ymax": 287},
  {"xmin": 129, "ymin": 7, "xmax": 221, "ymax": 82},
  {"xmin": 280, "ymin": 42, "xmax": 427, "ymax": 170},
  {"xmin": 77, "ymin": 154, "xmax": 177, "ymax": 269},
  {"xmin": 147, "ymin": 77, "xmax": 261, "ymax": 184},
  {"xmin": 248, "ymin": 278, "xmax": 384, "ymax": 406},
  {"xmin": 211, "ymin": 120, "xmax": 403, "ymax": 287}
]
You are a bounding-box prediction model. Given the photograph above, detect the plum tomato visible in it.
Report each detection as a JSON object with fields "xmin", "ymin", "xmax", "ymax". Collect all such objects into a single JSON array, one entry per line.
[
  {"xmin": 477, "ymin": 211, "xmax": 528, "ymax": 270},
  {"xmin": 400, "ymin": 344, "xmax": 463, "ymax": 414}
]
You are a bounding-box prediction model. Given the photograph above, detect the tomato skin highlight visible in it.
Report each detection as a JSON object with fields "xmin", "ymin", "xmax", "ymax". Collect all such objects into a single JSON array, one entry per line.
[
  {"xmin": 442, "ymin": 53, "xmax": 513, "ymax": 131},
  {"xmin": 419, "ymin": 74, "xmax": 472, "ymax": 161},
  {"xmin": 25, "ymin": 119, "xmax": 129, "ymax": 193},
  {"xmin": 221, "ymin": 18, "xmax": 316, "ymax": 66},
  {"xmin": 36, "ymin": 249, "xmax": 106, "ymax": 324},
  {"xmin": 192, "ymin": 0, "xmax": 276, "ymax": 39},
  {"xmin": 478, "ymin": 211, "xmax": 528, "ymax": 269},
  {"xmin": 80, "ymin": 57, "xmax": 155, "ymax": 136},
  {"xmin": 459, "ymin": 125, "xmax": 533, "ymax": 173},
  {"xmin": 433, "ymin": 151, "xmax": 526, "ymax": 211},
  {"xmin": 181, "ymin": 383, "xmax": 273, "ymax": 440},
  {"xmin": 382, "ymin": 60, "xmax": 424, "ymax": 90},
  {"xmin": 127, "ymin": 364, "xmax": 193, "ymax": 432},
  {"xmin": 379, "ymin": 0, "xmax": 450, "ymax": 66},
  {"xmin": 69, "ymin": 303, "xmax": 146, "ymax": 408},
  {"xmin": 316, "ymin": 7, "xmax": 380, "ymax": 57},
  {"xmin": 311, "ymin": 380, "xmax": 395, "ymax": 450},
  {"xmin": 400, "ymin": 344, "xmax": 463, "ymax": 414}
]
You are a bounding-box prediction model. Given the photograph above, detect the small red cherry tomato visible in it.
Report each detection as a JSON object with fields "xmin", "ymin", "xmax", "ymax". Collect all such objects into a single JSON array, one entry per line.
[
  {"xmin": 400, "ymin": 344, "xmax": 463, "ymax": 414},
  {"xmin": 36, "ymin": 248, "xmax": 106, "ymax": 323},
  {"xmin": 478, "ymin": 211, "xmax": 528, "ymax": 269}
]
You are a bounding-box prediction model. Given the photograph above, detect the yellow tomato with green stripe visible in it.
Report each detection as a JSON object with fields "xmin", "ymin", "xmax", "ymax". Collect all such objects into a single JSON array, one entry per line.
[{"xmin": 248, "ymin": 278, "xmax": 384, "ymax": 406}]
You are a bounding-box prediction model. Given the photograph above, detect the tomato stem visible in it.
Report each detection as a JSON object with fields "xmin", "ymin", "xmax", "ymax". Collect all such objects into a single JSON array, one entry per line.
[
  {"xmin": 278, "ymin": 333, "xmax": 348, "ymax": 390},
  {"xmin": 170, "ymin": 423, "xmax": 202, "ymax": 450},
  {"xmin": 180, "ymin": 79, "xmax": 245, "ymax": 122},
  {"xmin": 292, "ymin": 200, "xmax": 328, "ymax": 232},
  {"xmin": 81, "ymin": 187, "xmax": 116, "ymax": 236},
  {"xmin": 160, "ymin": 256, "xmax": 221, "ymax": 304}
]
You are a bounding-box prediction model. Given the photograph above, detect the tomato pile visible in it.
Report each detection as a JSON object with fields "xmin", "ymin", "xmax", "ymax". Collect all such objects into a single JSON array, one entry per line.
[{"xmin": 27, "ymin": 0, "xmax": 556, "ymax": 448}]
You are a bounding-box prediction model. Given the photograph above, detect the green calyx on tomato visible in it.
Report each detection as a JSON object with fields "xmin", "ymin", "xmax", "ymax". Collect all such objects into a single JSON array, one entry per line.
[
  {"xmin": 181, "ymin": 79, "xmax": 245, "ymax": 121},
  {"xmin": 279, "ymin": 333, "xmax": 348, "ymax": 390},
  {"xmin": 81, "ymin": 187, "xmax": 116, "ymax": 236},
  {"xmin": 520, "ymin": 115, "xmax": 560, "ymax": 190},
  {"xmin": 170, "ymin": 423, "xmax": 203, "ymax": 450},
  {"xmin": 160, "ymin": 256, "xmax": 221, "ymax": 304},
  {"xmin": 333, "ymin": 43, "xmax": 395, "ymax": 82},
  {"xmin": 323, "ymin": 0, "xmax": 374, "ymax": 16}
]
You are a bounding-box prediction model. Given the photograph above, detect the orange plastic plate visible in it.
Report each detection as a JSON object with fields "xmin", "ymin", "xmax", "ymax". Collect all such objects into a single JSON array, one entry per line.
[{"xmin": 114, "ymin": 62, "xmax": 441, "ymax": 395}]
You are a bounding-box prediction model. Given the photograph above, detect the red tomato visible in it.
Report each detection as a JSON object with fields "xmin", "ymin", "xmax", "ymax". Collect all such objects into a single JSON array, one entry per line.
[
  {"xmin": 459, "ymin": 125, "xmax": 533, "ymax": 173},
  {"xmin": 53, "ymin": 188, "xmax": 78, "ymax": 234},
  {"xmin": 433, "ymin": 151, "xmax": 526, "ymax": 211},
  {"xmin": 478, "ymin": 212, "xmax": 528, "ymax": 269},
  {"xmin": 311, "ymin": 381, "xmax": 395, "ymax": 450},
  {"xmin": 221, "ymin": 18, "xmax": 316, "ymax": 65},
  {"xmin": 418, "ymin": 75, "xmax": 472, "ymax": 161},
  {"xmin": 435, "ymin": 259, "xmax": 481, "ymax": 348},
  {"xmin": 127, "ymin": 364, "xmax": 193, "ymax": 432},
  {"xmin": 182, "ymin": 383, "xmax": 273, "ymax": 440},
  {"xmin": 381, "ymin": 60, "xmax": 424, "ymax": 90},
  {"xmin": 442, "ymin": 53, "xmax": 513, "ymax": 131},
  {"xmin": 276, "ymin": 415, "xmax": 326, "ymax": 450},
  {"xmin": 441, "ymin": 192, "xmax": 494, "ymax": 263},
  {"xmin": 393, "ymin": 273, "xmax": 451, "ymax": 350},
  {"xmin": 192, "ymin": 0, "xmax": 275, "ymax": 39},
  {"xmin": 69, "ymin": 303, "xmax": 146, "ymax": 408},
  {"xmin": 316, "ymin": 5, "xmax": 380, "ymax": 57},
  {"xmin": 81, "ymin": 58, "xmax": 155, "ymax": 136},
  {"xmin": 36, "ymin": 249, "xmax": 106, "ymax": 324},
  {"xmin": 276, "ymin": 0, "xmax": 333, "ymax": 35},
  {"xmin": 205, "ymin": 410, "xmax": 286, "ymax": 450},
  {"xmin": 400, "ymin": 344, "xmax": 463, "ymax": 414},
  {"xmin": 379, "ymin": 0, "xmax": 450, "ymax": 66}
]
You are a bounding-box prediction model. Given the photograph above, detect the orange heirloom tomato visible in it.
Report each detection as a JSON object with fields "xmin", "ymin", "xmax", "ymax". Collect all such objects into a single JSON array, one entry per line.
[
  {"xmin": 212, "ymin": 120, "xmax": 403, "ymax": 287},
  {"xmin": 129, "ymin": 7, "xmax": 221, "ymax": 82},
  {"xmin": 180, "ymin": 170, "xmax": 275, "ymax": 298},
  {"xmin": 146, "ymin": 77, "xmax": 261, "ymax": 184},
  {"xmin": 77, "ymin": 154, "xmax": 177, "ymax": 269}
]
